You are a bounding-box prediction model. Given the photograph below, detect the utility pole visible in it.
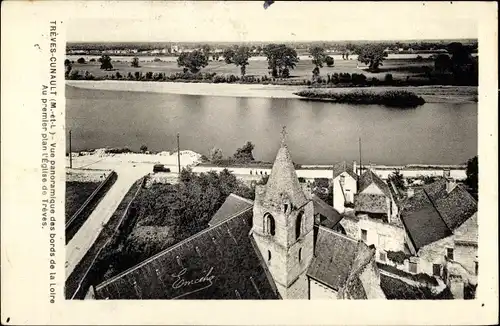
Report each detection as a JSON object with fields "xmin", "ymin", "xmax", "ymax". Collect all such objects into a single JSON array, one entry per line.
[
  {"xmin": 358, "ymin": 137, "xmax": 362, "ymax": 176},
  {"xmin": 177, "ymin": 132, "xmax": 181, "ymax": 174},
  {"xmin": 69, "ymin": 130, "xmax": 73, "ymax": 169}
]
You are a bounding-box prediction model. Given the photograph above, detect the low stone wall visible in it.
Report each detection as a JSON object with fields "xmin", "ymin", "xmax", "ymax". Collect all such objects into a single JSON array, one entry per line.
[{"xmin": 66, "ymin": 168, "xmax": 111, "ymax": 182}]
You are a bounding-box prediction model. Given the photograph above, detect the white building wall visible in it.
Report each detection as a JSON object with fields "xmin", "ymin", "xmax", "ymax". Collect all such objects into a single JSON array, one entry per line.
[
  {"xmin": 360, "ymin": 183, "xmax": 384, "ymax": 195},
  {"xmin": 357, "ymin": 217, "xmax": 406, "ymax": 262},
  {"xmin": 332, "ymin": 172, "xmax": 357, "ymax": 213},
  {"xmin": 309, "ymin": 279, "xmax": 338, "ymax": 299}
]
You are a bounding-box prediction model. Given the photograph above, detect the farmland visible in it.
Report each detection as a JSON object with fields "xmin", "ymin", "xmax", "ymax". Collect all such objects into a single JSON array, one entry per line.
[{"xmin": 67, "ymin": 56, "xmax": 435, "ymax": 81}]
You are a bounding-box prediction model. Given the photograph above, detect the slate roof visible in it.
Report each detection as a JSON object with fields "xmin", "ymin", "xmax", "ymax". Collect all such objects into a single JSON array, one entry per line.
[
  {"xmin": 358, "ymin": 169, "xmax": 392, "ymax": 198},
  {"xmin": 332, "ymin": 161, "xmax": 358, "ymax": 180},
  {"xmin": 400, "ymin": 178, "xmax": 477, "ymax": 251},
  {"xmin": 308, "ymin": 227, "xmax": 360, "ymax": 291},
  {"xmin": 208, "ymin": 193, "xmax": 254, "ymax": 227},
  {"xmin": 94, "ymin": 208, "xmax": 280, "ymax": 300},
  {"xmin": 354, "ymin": 193, "xmax": 388, "ymax": 214},
  {"xmin": 263, "ymin": 143, "xmax": 308, "ymax": 209},
  {"xmin": 311, "ymin": 194, "xmax": 343, "ymax": 229},
  {"xmin": 380, "ymin": 274, "xmax": 454, "ymax": 300}
]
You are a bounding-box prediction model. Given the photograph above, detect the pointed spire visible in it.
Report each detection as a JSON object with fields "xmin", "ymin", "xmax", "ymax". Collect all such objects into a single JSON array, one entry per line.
[
  {"xmin": 263, "ymin": 128, "xmax": 307, "ymax": 209},
  {"xmin": 280, "ymin": 125, "xmax": 287, "ymax": 147}
]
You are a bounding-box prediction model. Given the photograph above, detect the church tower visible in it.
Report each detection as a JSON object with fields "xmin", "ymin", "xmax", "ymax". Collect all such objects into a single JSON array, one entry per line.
[{"xmin": 251, "ymin": 128, "xmax": 314, "ymax": 299}]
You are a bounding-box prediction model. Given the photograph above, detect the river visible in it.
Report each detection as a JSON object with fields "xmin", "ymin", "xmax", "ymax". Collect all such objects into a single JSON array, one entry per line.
[{"xmin": 66, "ymin": 85, "xmax": 477, "ymax": 165}]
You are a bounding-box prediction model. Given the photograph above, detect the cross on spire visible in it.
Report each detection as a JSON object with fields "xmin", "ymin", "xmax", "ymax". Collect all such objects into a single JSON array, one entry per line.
[{"xmin": 281, "ymin": 126, "xmax": 287, "ymax": 146}]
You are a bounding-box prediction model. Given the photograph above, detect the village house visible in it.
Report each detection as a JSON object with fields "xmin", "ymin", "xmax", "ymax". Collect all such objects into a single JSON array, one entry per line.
[
  {"xmin": 339, "ymin": 167, "xmax": 406, "ymax": 265},
  {"xmin": 399, "ymin": 173, "xmax": 478, "ymax": 298},
  {"xmin": 332, "ymin": 161, "xmax": 358, "ymax": 214},
  {"xmin": 92, "ymin": 136, "xmax": 391, "ymax": 300}
]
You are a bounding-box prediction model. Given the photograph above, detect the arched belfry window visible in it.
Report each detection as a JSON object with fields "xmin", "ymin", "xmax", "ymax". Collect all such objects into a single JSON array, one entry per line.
[
  {"xmin": 264, "ymin": 213, "xmax": 276, "ymax": 236},
  {"xmin": 296, "ymin": 211, "xmax": 304, "ymax": 240}
]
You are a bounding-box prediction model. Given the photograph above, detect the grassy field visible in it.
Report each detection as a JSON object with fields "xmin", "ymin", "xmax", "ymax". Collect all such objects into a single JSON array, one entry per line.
[{"xmin": 69, "ymin": 57, "xmax": 434, "ymax": 81}]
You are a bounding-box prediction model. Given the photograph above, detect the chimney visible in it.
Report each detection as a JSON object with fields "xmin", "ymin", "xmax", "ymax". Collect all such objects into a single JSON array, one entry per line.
[
  {"xmin": 407, "ymin": 187, "xmax": 414, "ymax": 198},
  {"xmin": 443, "ymin": 168, "xmax": 451, "ymax": 178},
  {"xmin": 353, "ymin": 161, "xmax": 357, "ymax": 175}
]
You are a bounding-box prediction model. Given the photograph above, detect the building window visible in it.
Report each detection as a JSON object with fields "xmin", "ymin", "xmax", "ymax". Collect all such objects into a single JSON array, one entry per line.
[
  {"xmin": 299, "ymin": 248, "xmax": 302, "ymax": 262},
  {"xmin": 446, "ymin": 248, "xmax": 454, "ymax": 260},
  {"xmin": 264, "ymin": 213, "xmax": 275, "ymax": 236},
  {"xmin": 378, "ymin": 234, "xmax": 387, "ymax": 250},
  {"xmin": 475, "ymin": 262, "xmax": 479, "ymax": 276},
  {"xmin": 361, "ymin": 229, "xmax": 367, "ymax": 242},
  {"xmin": 267, "ymin": 250, "xmax": 271, "ymax": 262},
  {"xmin": 379, "ymin": 251, "xmax": 386, "ymax": 262},
  {"xmin": 433, "ymin": 264, "xmax": 441, "ymax": 276},
  {"xmin": 339, "ymin": 175, "xmax": 345, "ymax": 185},
  {"xmin": 296, "ymin": 211, "xmax": 303, "ymax": 240},
  {"xmin": 409, "ymin": 261, "xmax": 417, "ymax": 273}
]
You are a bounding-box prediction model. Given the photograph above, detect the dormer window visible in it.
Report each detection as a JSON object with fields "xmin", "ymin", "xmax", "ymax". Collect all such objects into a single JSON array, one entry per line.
[{"xmin": 340, "ymin": 175, "xmax": 345, "ymax": 185}]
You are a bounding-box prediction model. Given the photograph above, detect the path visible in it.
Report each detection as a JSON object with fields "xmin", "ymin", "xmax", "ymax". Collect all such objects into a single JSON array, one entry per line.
[{"xmin": 65, "ymin": 164, "xmax": 150, "ymax": 280}]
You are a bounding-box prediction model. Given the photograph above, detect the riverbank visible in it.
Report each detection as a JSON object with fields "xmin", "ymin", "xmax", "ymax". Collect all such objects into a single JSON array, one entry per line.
[{"xmin": 67, "ymin": 80, "xmax": 477, "ymax": 103}]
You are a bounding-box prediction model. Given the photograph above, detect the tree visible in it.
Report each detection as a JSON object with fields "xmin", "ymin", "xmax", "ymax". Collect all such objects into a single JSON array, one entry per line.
[
  {"xmin": 223, "ymin": 46, "xmax": 251, "ymax": 76},
  {"xmin": 325, "ymin": 55, "xmax": 334, "ymax": 67},
  {"xmin": 466, "ymin": 156, "xmax": 478, "ymax": 199},
  {"xmin": 233, "ymin": 141, "xmax": 255, "ymax": 162},
  {"xmin": 263, "ymin": 44, "xmax": 299, "ymax": 78},
  {"xmin": 131, "ymin": 57, "xmax": 140, "ymax": 68},
  {"xmin": 140, "ymin": 144, "xmax": 148, "ymax": 153},
  {"xmin": 357, "ymin": 44, "xmax": 388, "ymax": 72},
  {"xmin": 77, "ymin": 57, "xmax": 86, "ymax": 64},
  {"xmin": 99, "ymin": 55, "xmax": 113, "ymax": 71},
  {"xmin": 434, "ymin": 54, "xmax": 452, "ymax": 72},
  {"xmin": 201, "ymin": 44, "xmax": 212, "ymax": 57},
  {"xmin": 177, "ymin": 50, "xmax": 209, "ymax": 73},
  {"xmin": 64, "ymin": 59, "xmax": 72, "ymax": 78},
  {"xmin": 310, "ymin": 46, "xmax": 326, "ymax": 68},
  {"xmin": 208, "ymin": 147, "xmax": 224, "ymax": 162},
  {"xmin": 388, "ymin": 169, "xmax": 406, "ymax": 191}
]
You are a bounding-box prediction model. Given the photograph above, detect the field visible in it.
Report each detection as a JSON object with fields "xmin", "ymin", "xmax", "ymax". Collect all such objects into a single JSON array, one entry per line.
[{"xmin": 68, "ymin": 56, "xmax": 435, "ymax": 81}]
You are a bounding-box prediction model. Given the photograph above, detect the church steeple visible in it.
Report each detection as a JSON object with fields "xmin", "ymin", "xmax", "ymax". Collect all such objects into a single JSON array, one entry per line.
[
  {"xmin": 263, "ymin": 127, "xmax": 308, "ymax": 209},
  {"xmin": 251, "ymin": 127, "xmax": 314, "ymax": 299}
]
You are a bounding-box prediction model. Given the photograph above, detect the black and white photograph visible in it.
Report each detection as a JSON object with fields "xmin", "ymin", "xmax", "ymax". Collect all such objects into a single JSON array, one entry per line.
[
  {"xmin": 1, "ymin": 0, "xmax": 498, "ymax": 325},
  {"xmin": 63, "ymin": 1, "xmax": 481, "ymax": 301}
]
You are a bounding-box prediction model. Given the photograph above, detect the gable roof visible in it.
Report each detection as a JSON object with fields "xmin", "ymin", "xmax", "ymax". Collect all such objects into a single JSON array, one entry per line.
[
  {"xmin": 263, "ymin": 142, "xmax": 308, "ymax": 209},
  {"xmin": 358, "ymin": 169, "xmax": 392, "ymax": 198},
  {"xmin": 354, "ymin": 193, "xmax": 388, "ymax": 214},
  {"xmin": 208, "ymin": 193, "xmax": 254, "ymax": 227},
  {"xmin": 400, "ymin": 178, "xmax": 477, "ymax": 251},
  {"xmin": 94, "ymin": 208, "xmax": 280, "ymax": 300},
  {"xmin": 311, "ymin": 194, "xmax": 343, "ymax": 229},
  {"xmin": 332, "ymin": 161, "xmax": 357, "ymax": 180},
  {"xmin": 307, "ymin": 227, "xmax": 360, "ymax": 291}
]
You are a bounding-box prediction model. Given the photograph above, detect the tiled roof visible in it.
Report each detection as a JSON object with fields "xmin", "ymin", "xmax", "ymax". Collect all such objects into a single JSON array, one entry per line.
[
  {"xmin": 94, "ymin": 209, "xmax": 280, "ymax": 300},
  {"xmin": 354, "ymin": 193, "xmax": 388, "ymax": 214},
  {"xmin": 307, "ymin": 227, "xmax": 359, "ymax": 291},
  {"xmin": 358, "ymin": 169, "xmax": 392, "ymax": 198},
  {"xmin": 208, "ymin": 193, "xmax": 254, "ymax": 227},
  {"xmin": 401, "ymin": 178, "xmax": 477, "ymax": 251},
  {"xmin": 263, "ymin": 143, "xmax": 308, "ymax": 209},
  {"xmin": 380, "ymin": 274, "xmax": 453, "ymax": 300},
  {"xmin": 311, "ymin": 194, "xmax": 343, "ymax": 229},
  {"xmin": 434, "ymin": 184, "xmax": 477, "ymax": 230},
  {"xmin": 332, "ymin": 161, "xmax": 358, "ymax": 180}
]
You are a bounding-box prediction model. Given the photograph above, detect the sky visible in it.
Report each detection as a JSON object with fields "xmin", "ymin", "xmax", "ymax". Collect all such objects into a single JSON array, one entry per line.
[{"xmin": 67, "ymin": 1, "xmax": 480, "ymax": 43}]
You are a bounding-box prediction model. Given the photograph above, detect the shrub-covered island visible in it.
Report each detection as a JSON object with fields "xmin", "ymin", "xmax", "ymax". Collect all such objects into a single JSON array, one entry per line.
[{"xmin": 294, "ymin": 89, "xmax": 426, "ymax": 108}]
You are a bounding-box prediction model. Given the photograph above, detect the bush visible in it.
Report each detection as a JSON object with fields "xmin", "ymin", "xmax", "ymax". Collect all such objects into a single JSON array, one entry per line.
[
  {"xmin": 387, "ymin": 250, "xmax": 408, "ymax": 265},
  {"xmin": 77, "ymin": 57, "xmax": 86, "ymax": 64},
  {"xmin": 384, "ymin": 73, "xmax": 394, "ymax": 83}
]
